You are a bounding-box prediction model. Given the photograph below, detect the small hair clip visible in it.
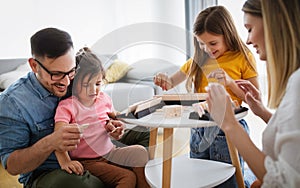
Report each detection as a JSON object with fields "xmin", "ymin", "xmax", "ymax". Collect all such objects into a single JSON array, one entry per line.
[{"xmin": 76, "ymin": 47, "xmax": 91, "ymax": 56}]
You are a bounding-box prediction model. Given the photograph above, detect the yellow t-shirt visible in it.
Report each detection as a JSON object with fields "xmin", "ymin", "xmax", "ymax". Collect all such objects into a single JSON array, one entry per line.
[{"xmin": 180, "ymin": 51, "xmax": 257, "ymax": 105}]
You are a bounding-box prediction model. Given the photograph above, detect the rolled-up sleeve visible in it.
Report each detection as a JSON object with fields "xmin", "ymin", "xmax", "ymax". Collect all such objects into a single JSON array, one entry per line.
[{"xmin": 0, "ymin": 94, "xmax": 31, "ymax": 169}]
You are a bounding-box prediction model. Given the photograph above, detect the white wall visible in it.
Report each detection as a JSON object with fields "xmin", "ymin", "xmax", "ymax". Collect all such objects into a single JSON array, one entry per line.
[
  {"xmin": 0, "ymin": 0, "xmax": 267, "ymax": 95},
  {"xmin": 0, "ymin": 0, "xmax": 186, "ymax": 66},
  {"xmin": 0, "ymin": 0, "xmax": 112, "ymax": 58}
]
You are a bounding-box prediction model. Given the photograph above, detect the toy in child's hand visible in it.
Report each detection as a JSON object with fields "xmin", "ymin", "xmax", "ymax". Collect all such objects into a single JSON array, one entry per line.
[
  {"xmin": 110, "ymin": 127, "xmax": 120, "ymax": 133},
  {"xmin": 108, "ymin": 125, "xmax": 124, "ymax": 140},
  {"xmin": 79, "ymin": 123, "xmax": 90, "ymax": 133}
]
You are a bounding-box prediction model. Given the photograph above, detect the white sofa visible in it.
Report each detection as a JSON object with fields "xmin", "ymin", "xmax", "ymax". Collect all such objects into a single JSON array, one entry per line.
[{"xmin": 0, "ymin": 56, "xmax": 185, "ymax": 111}]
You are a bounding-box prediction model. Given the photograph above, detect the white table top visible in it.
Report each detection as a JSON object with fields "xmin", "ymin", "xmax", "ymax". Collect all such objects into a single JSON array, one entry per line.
[
  {"xmin": 121, "ymin": 106, "xmax": 247, "ymax": 128},
  {"xmin": 145, "ymin": 154, "xmax": 235, "ymax": 188}
]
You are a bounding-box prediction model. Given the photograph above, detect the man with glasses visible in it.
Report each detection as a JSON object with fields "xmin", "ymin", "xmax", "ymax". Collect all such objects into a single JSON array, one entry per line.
[
  {"xmin": 0, "ymin": 28, "xmax": 106, "ymax": 188},
  {"xmin": 33, "ymin": 58, "xmax": 77, "ymax": 81}
]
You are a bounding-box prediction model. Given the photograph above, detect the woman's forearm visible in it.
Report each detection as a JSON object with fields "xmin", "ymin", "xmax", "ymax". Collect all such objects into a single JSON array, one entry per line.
[
  {"xmin": 224, "ymin": 120, "xmax": 267, "ymax": 181},
  {"xmin": 259, "ymin": 108, "xmax": 273, "ymax": 123}
]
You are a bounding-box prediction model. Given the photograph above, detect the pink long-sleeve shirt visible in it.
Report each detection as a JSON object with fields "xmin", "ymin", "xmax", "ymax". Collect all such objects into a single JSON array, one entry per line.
[{"xmin": 55, "ymin": 92, "xmax": 114, "ymax": 159}]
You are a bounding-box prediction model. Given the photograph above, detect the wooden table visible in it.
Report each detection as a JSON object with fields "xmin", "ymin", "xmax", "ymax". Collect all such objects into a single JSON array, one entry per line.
[{"xmin": 121, "ymin": 106, "xmax": 246, "ymax": 188}]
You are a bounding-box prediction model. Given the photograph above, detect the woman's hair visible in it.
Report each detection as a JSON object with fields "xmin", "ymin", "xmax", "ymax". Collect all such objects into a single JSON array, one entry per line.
[
  {"xmin": 186, "ymin": 5, "xmax": 255, "ymax": 92},
  {"xmin": 72, "ymin": 47, "xmax": 106, "ymax": 97},
  {"xmin": 261, "ymin": 0, "xmax": 300, "ymax": 108},
  {"xmin": 242, "ymin": 0, "xmax": 262, "ymax": 17}
]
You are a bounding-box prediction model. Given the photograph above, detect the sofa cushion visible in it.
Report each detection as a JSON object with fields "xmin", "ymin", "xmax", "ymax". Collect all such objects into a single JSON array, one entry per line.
[{"xmin": 102, "ymin": 82, "xmax": 154, "ymax": 111}]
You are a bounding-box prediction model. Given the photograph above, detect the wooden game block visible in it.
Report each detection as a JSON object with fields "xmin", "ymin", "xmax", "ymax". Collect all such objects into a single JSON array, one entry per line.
[
  {"xmin": 154, "ymin": 93, "xmax": 207, "ymax": 101},
  {"xmin": 162, "ymin": 105, "xmax": 183, "ymax": 118},
  {"xmin": 134, "ymin": 97, "xmax": 162, "ymax": 115},
  {"xmin": 117, "ymin": 97, "xmax": 164, "ymax": 119}
]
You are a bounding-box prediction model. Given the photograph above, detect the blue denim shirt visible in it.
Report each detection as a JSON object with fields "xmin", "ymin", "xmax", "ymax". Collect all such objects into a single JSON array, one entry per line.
[{"xmin": 0, "ymin": 72, "xmax": 60, "ymax": 185}]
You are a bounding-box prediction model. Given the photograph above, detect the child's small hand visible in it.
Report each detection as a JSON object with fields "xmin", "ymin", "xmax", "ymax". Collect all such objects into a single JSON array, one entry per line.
[
  {"xmin": 154, "ymin": 72, "xmax": 171, "ymax": 91},
  {"xmin": 61, "ymin": 160, "xmax": 84, "ymax": 175},
  {"xmin": 105, "ymin": 121, "xmax": 115, "ymax": 132},
  {"xmin": 208, "ymin": 68, "xmax": 233, "ymax": 86},
  {"xmin": 105, "ymin": 120, "xmax": 124, "ymax": 140}
]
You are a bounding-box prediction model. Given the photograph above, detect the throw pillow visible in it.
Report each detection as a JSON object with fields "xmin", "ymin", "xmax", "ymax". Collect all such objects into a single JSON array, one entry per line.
[{"xmin": 105, "ymin": 60, "xmax": 131, "ymax": 83}]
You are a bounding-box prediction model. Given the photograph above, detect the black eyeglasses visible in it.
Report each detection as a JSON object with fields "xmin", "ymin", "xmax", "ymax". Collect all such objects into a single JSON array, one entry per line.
[{"xmin": 34, "ymin": 59, "xmax": 76, "ymax": 81}]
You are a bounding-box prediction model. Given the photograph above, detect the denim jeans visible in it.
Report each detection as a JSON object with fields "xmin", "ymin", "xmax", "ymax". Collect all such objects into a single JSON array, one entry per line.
[{"xmin": 190, "ymin": 119, "xmax": 252, "ymax": 188}]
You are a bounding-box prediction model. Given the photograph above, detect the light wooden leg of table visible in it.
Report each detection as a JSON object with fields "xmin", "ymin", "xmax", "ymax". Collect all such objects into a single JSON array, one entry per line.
[
  {"xmin": 225, "ymin": 135, "xmax": 245, "ymax": 188},
  {"xmin": 162, "ymin": 128, "xmax": 173, "ymax": 188},
  {"xmin": 149, "ymin": 127, "xmax": 158, "ymax": 160}
]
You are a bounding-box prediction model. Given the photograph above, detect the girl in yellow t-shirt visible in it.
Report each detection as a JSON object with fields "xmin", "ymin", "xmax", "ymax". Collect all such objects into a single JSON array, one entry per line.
[{"xmin": 154, "ymin": 6, "xmax": 259, "ymax": 188}]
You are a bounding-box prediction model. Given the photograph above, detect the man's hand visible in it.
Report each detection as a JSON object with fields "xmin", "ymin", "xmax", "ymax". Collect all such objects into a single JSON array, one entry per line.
[
  {"xmin": 6, "ymin": 123, "xmax": 81, "ymax": 175},
  {"xmin": 51, "ymin": 124, "xmax": 81, "ymax": 152}
]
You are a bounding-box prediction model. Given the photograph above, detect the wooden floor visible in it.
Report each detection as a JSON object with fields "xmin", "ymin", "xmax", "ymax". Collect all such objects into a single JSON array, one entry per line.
[{"xmin": 0, "ymin": 164, "xmax": 22, "ymax": 188}]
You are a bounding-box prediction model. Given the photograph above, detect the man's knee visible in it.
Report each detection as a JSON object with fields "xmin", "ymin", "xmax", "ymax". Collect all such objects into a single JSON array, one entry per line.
[{"xmin": 32, "ymin": 169, "xmax": 105, "ymax": 188}]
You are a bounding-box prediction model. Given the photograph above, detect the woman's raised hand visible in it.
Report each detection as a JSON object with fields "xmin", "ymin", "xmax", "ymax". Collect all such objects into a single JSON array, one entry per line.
[
  {"xmin": 236, "ymin": 79, "xmax": 271, "ymax": 123},
  {"xmin": 236, "ymin": 80, "xmax": 263, "ymax": 112},
  {"xmin": 205, "ymin": 83, "xmax": 236, "ymax": 130}
]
